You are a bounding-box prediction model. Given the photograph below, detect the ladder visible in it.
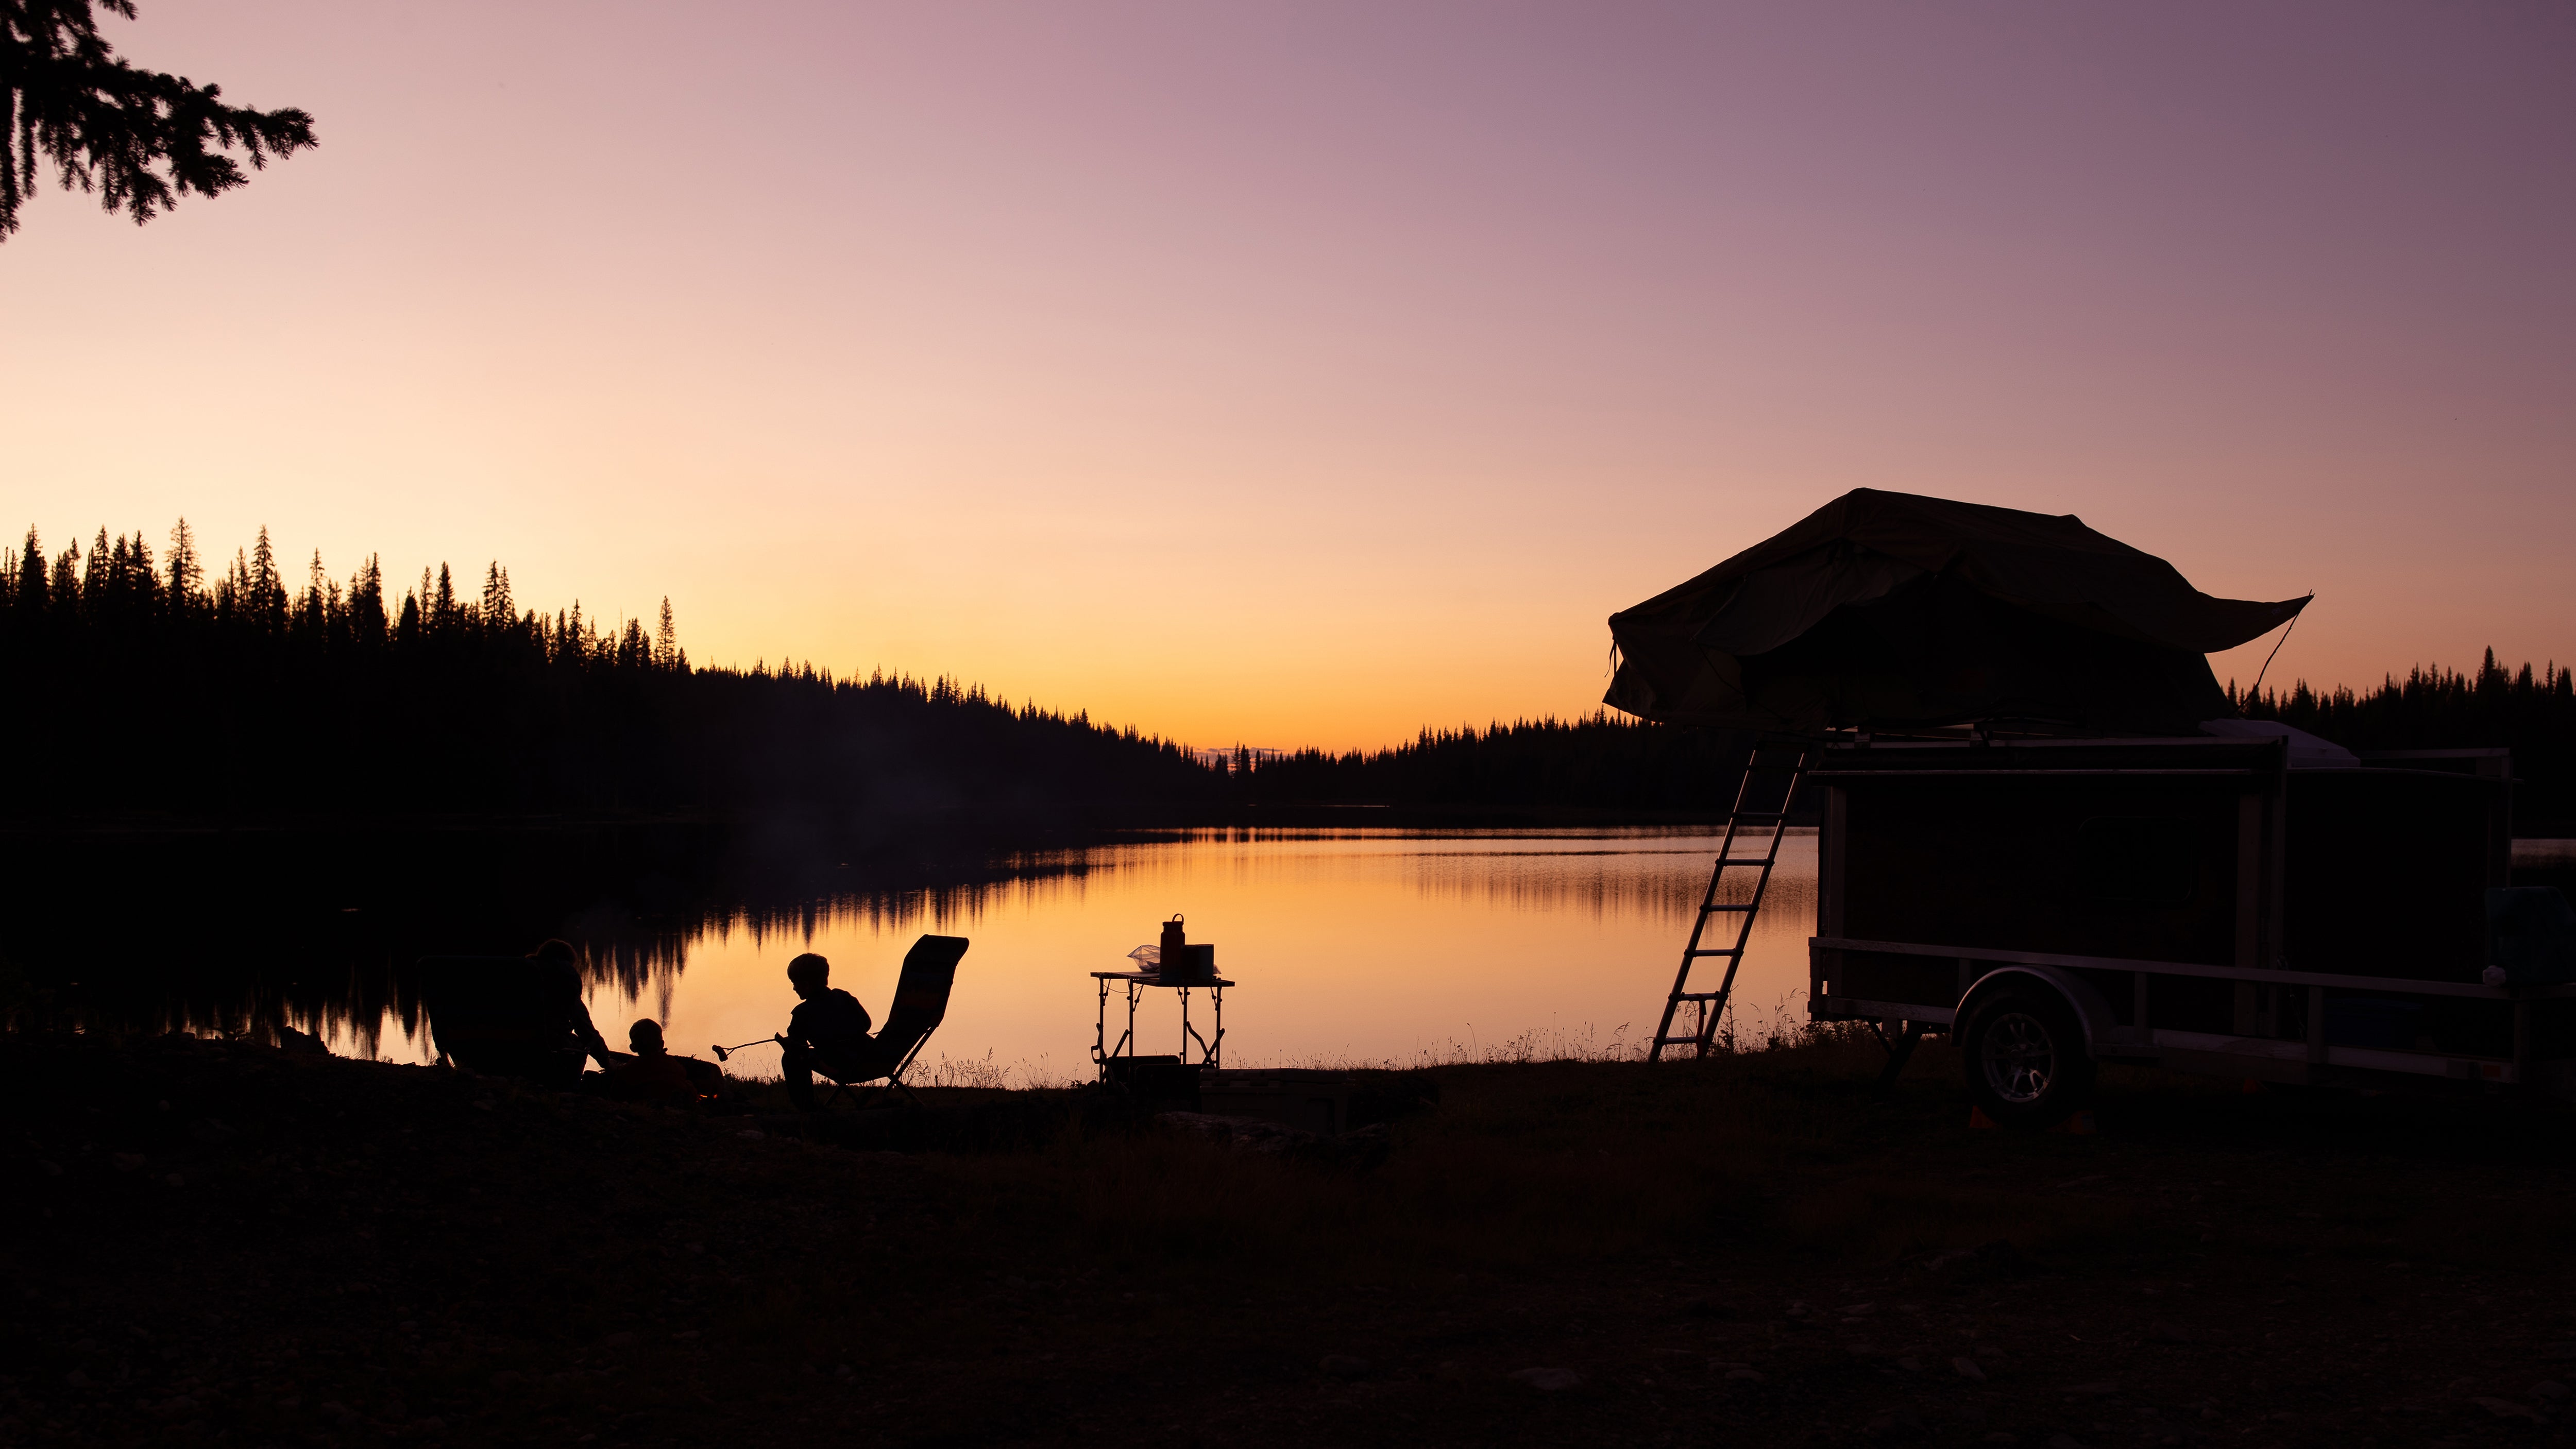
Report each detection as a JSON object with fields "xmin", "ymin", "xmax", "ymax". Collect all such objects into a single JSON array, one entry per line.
[{"xmin": 1649, "ymin": 743, "xmax": 1815, "ymax": 1062}]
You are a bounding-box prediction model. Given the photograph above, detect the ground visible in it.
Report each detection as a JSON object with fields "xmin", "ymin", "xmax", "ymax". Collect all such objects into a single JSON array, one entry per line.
[{"xmin": 6, "ymin": 1029, "xmax": 2576, "ymax": 1447}]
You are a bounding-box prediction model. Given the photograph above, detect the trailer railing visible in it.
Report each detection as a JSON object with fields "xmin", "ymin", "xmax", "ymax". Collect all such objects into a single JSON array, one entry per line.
[{"xmin": 1810, "ymin": 934, "xmax": 2567, "ymax": 1090}]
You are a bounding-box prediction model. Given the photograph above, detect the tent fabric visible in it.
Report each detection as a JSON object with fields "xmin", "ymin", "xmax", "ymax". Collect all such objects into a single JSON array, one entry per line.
[{"xmin": 1604, "ymin": 489, "xmax": 2310, "ymax": 735}]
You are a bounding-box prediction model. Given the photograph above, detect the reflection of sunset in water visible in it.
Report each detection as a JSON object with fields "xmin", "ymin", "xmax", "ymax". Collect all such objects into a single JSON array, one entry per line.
[{"xmin": 548, "ymin": 828, "xmax": 1818, "ymax": 1084}]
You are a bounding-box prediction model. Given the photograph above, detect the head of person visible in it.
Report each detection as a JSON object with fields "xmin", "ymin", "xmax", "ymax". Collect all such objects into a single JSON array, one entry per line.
[
  {"xmin": 787, "ymin": 952, "xmax": 831, "ymax": 999},
  {"xmin": 778, "ymin": 952, "xmax": 829, "ymax": 998},
  {"xmin": 628, "ymin": 1019, "xmax": 666, "ymax": 1056},
  {"xmin": 530, "ymin": 938, "xmax": 582, "ymax": 994}
]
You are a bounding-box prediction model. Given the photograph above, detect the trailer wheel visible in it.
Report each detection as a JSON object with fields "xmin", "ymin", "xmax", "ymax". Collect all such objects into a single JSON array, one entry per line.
[{"xmin": 1960, "ymin": 988, "xmax": 2095, "ymax": 1130}]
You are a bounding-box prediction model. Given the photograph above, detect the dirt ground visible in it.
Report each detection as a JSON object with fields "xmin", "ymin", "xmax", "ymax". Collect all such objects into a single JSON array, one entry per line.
[{"xmin": 7, "ymin": 1028, "xmax": 2576, "ymax": 1448}]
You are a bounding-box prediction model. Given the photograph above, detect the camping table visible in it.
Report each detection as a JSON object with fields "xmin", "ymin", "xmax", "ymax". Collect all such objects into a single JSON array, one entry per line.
[{"xmin": 1091, "ymin": 971, "xmax": 1232, "ymax": 1078}]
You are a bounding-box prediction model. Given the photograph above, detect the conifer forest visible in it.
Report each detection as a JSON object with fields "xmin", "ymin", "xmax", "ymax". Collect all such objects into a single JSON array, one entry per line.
[
  {"xmin": 0, "ymin": 523, "xmax": 1214, "ymax": 825},
  {"xmin": 6, "ymin": 521, "xmax": 2571, "ymax": 828}
]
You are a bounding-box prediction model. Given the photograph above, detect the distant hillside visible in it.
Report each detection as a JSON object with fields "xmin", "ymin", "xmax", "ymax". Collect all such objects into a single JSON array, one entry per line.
[
  {"xmin": 0, "ymin": 523, "xmax": 1219, "ymax": 829},
  {"xmin": 1233, "ymin": 658, "xmax": 2576, "ymax": 829},
  {"xmin": 19, "ymin": 523, "xmax": 2565, "ymax": 833},
  {"xmin": 1229, "ymin": 713, "xmax": 1757, "ymax": 818}
]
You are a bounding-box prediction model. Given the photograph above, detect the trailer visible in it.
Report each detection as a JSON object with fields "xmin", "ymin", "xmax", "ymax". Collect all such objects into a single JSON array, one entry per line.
[
  {"xmin": 1800, "ymin": 732, "xmax": 2576, "ymax": 1124},
  {"xmin": 1600, "ymin": 488, "xmax": 2576, "ymax": 1113}
]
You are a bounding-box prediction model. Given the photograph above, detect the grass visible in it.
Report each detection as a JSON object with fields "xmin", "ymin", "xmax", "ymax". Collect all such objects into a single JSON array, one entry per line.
[{"xmin": 11, "ymin": 1025, "xmax": 2576, "ymax": 1446}]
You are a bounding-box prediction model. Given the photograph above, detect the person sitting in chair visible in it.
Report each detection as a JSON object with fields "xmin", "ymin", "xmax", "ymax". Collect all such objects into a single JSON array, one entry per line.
[{"xmin": 777, "ymin": 952, "xmax": 875, "ymax": 1111}]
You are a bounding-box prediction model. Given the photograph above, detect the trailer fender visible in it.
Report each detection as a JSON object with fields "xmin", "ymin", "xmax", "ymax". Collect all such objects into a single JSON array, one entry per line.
[{"xmin": 1956, "ymin": 965, "xmax": 2124, "ymax": 1059}]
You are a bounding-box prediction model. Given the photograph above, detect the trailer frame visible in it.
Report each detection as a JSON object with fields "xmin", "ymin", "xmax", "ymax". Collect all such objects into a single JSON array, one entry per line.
[{"xmin": 1799, "ymin": 735, "xmax": 2563, "ymax": 1112}]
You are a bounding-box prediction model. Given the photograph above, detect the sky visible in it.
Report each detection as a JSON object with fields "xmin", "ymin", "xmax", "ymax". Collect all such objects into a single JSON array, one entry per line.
[{"xmin": 4, "ymin": 1, "xmax": 2571, "ymax": 752}]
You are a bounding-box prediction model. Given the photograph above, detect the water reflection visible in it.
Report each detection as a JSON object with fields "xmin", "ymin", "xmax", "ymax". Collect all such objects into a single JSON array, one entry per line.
[
  {"xmin": 8, "ymin": 827, "xmax": 1820, "ymax": 1076},
  {"xmin": 620, "ymin": 828, "xmax": 1821, "ymax": 1083}
]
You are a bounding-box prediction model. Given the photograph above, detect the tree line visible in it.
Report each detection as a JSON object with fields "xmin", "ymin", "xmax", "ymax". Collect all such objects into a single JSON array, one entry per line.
[
  {"xmin": 2233, "ymin": 652, "xmax": 2576, "ymax": 828},
  {"xmin": 1231, "ymin": 664, "xmax": 2576, "ymax": 828},
  {"xmin": 1227, "ymin": 713, "xmax": 1759, "ymax": 816},
  {"xmin": 1, "ymin": 522, "xmax": 1218, "ymax": 826},
  {"xmin": 10, "ymin": 521, "xmax": 2570, "ymax": 830}
]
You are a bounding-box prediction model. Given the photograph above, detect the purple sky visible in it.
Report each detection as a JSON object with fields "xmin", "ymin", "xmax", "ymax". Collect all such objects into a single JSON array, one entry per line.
[{"xmin": 5, "ymin": 2, "xmax": 2570, "ymax": 746}]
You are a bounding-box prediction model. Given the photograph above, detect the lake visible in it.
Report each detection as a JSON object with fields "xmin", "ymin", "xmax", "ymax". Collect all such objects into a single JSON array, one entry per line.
[
  {"xmin": 32, "ymin": 828, "xmax": 2573, "ymax": 1077},
  {"xmin": 352, "ymin": 827, "xmax": 1819, "ymax": 1080}
]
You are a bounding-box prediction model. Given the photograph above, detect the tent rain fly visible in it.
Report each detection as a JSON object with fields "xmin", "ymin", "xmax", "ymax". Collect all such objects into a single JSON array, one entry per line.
[{"xmin": 1603, "ymin": 489, "xmax": 2310, "ymax": 736}]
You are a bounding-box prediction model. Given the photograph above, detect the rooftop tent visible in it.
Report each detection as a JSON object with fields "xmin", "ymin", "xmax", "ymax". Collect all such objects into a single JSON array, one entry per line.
[{"xmin": 1603, "ymin": 489, "xmax": 2310, "ymax": 736}]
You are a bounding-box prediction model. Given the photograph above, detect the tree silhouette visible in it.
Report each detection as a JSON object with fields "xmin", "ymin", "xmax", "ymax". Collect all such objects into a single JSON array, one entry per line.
[
  {"xmin": 0, "ymin": 519, "xmax": 1224, "ymax": 824},
  {"xmin": 164, "ymin": 516, "xmax": 200, "ymax": 610},
  {"xmin": 3, "ymin": 0, "xmax": 316, "ymax": 240}
]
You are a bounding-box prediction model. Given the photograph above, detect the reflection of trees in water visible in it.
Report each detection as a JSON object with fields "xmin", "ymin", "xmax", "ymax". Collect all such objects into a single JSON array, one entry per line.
[
  {"xmin": 18, "ymin": 831, "xmax": 1825, "ymax": 1058},
  {"xmin": 682, "ymin": 852, "xmax": 1108, "ymax": 950},
  {"xmin": 401, "ymin": 853, "xmax": 1121, "ymax": 1052},
  {"xmin": 11, "ymin": 947, "xmax": 415, "ymax": 1061},
  {"xmin": 0, "ymin": 823, "xmax": 725, "ymax": 1055},
  {"xmin": 6, "ymin": 838, "xmax": 1118, "ymax": 1059},
  {"xmin": 9, "ymin": 911, "xmax": 702, "ymax": 1062},
  {"xmin": 1399, "ymin": 843, "xmax": 1816, "ymax": 927},
  {"xmin": 562, "ymin": 909, "xmax": 694, "ymax": 1031}
]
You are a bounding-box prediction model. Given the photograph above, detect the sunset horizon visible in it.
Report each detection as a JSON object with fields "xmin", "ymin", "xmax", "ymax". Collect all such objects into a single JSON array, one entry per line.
[
  {"xmin": 8, "ymin": 2, "xmax": 2570, "ymax": 753},
  {"xmin": 7, "ymin": 499, "xmax": 2556, "ymax": 758}
]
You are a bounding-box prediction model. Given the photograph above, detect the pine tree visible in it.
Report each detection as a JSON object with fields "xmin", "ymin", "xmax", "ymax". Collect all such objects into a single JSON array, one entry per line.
[
  {"xmin": 214, "ymin": 547, "xmax": 244, "ymax": 619},
  {"xmin": 48, "ymin": 538, "xmax": 78, "ymax": 624},
  {"xmin": 247, "ymin": 526, "xmax": 285, "ymax": 634},
  {"xmin": 164, "ymin": 517, "xmax": 200, "ymax": 614},
  {"xmin": 346, "ymin": 555, "xmax": 385, "ymax": 647},
  {"xmin": 13, "ymin": 528, "xmax": 44, "ymax": 618},
  {"xmin": 3, "ymin": 0, "xmax": 319, "ymax": 241},
  {"xmin": 655, "ymin": 598, "xmax": 676, "ymax": 671},
  {"xmin": 480, "ymin": 562, "xmax": 512, "ymax": 634},
  {"xmin": 295, "ymin": 549, "xmax": 327, "ymax": 640}
]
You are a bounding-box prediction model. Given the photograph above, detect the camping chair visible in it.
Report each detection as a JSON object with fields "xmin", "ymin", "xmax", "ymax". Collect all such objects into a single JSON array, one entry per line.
[
  {"xmin": 818, "ymin": 934, "xmax": 970, "ymax": 1109},
  {"xmin": 416, "ymin": 956, "xmax": 593, "ymax": 1086}
]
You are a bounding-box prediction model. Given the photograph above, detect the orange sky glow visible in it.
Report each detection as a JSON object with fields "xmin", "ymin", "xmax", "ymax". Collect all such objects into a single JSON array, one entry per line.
[{"xmin": 5, "ymin": 3, "xmax": 2570, "ymax": 752}]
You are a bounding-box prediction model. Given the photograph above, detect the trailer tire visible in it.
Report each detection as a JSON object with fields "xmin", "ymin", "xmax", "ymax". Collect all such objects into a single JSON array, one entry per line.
[{"xmin": 1960, "ymin": 987, "xmax": 2095, "ymax": 1130}]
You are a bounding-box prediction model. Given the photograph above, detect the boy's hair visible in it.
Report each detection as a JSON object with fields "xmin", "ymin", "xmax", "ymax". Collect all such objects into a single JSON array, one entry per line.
[
  {"xmin": 787, "ymin": 952, "xmax": 831, "ymax": 988},
  {"xmin": 627, "ymin": 1019, "xmax": 665, "ymax": 1052}
]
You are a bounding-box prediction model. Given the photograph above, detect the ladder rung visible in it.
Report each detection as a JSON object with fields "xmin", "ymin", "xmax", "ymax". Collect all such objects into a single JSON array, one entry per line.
[{"xmin": 1653, "ymin": 744, "xmax": 1806, "ymax": 1068}]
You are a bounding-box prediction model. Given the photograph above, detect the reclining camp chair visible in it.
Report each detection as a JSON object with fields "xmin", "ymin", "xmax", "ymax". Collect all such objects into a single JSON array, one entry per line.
[
  {"xmin": 416, "ymin": 955, "xmax": 596, "ymax": 1086},
  {"xmin": 818, "ymin": 934, "xmax": 970, "ymax": 1109}
]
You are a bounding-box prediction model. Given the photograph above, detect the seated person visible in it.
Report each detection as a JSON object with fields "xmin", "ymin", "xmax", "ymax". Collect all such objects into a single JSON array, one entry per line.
[
  {"xmin": 777, "ymin": 952, "xmax": 877, "ymax": 1111},
  {"xmin": 535, "ymin": 939, "xmax": 618, "ymax": 1080},
  {"xmin": 599, "ymin": 1019, "xmax": 723, "ymax": 1106}
]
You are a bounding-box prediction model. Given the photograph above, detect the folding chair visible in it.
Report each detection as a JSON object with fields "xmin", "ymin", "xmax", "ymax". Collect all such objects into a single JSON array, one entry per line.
[{"xmin": 819, "ymin": 934, "xmax": 971, "ymax": 1109}]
